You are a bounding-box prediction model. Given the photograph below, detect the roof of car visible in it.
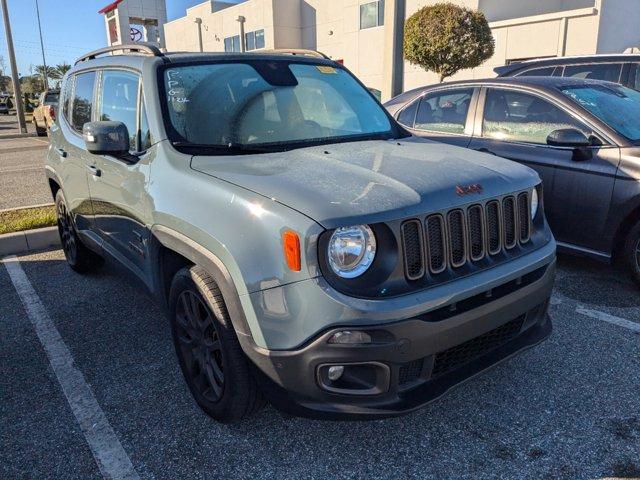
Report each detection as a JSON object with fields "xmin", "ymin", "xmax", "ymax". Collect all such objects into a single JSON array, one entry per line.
[
  {"xmin": 384, "ymin": 77, "xmax": 621, "ymax": 108},
  {"xmin": 494, "ymin": 53, "xmax": 640, "ymax": 76}
]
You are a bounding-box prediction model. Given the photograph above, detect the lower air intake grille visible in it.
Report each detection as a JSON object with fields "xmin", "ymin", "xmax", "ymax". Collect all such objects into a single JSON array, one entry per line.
[
  {"xmin": 398, "ymin": 358, "xmax": 424, "ymax": 386},
  {"xmin": 431, "ymin": 316, "xmax": 525, "ymax": 378}
]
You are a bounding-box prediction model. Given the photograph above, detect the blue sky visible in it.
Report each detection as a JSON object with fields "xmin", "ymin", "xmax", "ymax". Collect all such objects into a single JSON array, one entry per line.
[{"xmin": 0, "ymin": 0, "xmax": 237, "ymax": 76}]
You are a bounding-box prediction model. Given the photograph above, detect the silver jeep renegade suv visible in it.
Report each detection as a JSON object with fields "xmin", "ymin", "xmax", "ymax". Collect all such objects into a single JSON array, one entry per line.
[{"xmin": 45, "ymin": 44, "xmax": 556, "ymax": 422}]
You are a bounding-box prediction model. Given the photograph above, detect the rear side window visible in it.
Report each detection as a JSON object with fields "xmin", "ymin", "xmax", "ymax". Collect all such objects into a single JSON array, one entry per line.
[
  {"xmin": 99, "ymin": 70, "xmax": 140, "ymax": 150},
  {"xmin": 413, "ymin": 89, "xmax": 474, "ymax": 134},
  {"xmin": 397, "ymin": 99, "xmax": 419, "ymax": 127},
  {"xmin": 71, "ymin": 72, "xmax": 96, "ymax": 132},
  {"xmin": 563, "ymin": 63, "xmax": 623, "ymax": 83},
  {"xmin": 515, "ymin": 66, "xmax": 556, "ymax": 77}
]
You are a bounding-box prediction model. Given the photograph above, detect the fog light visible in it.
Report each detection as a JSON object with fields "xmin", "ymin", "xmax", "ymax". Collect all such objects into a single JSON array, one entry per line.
[
  {"xmin": 328, "ymin": 330, "xmax": 372, "ymax": 345},
  {"xmin": 327, "ymin": 365, "xmax": 344, "ymax": 381}
]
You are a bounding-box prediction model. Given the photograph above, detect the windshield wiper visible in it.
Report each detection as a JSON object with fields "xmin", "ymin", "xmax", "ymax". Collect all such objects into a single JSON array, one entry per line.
[{"xmin": 171, "ymin": 141, "xmax": 275, "ymax": 154}]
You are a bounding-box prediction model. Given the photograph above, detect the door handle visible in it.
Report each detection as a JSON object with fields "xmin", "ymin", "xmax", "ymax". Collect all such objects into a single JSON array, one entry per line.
[
  {"xmin": 86, "ymin": 165, "xmax": 101, "ymax": 177},
  {"xmin": 55, "ymin": 147, "xmax": 67, "ymax": 158}
]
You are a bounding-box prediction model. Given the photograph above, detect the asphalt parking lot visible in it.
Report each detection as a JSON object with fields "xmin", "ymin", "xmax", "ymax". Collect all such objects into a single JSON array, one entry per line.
[
  {"xmin": 1, "ymin": 248, "xmax": 639, "ymax": 480},
  {"xmin": 0, "ymin": 124, "xmax": 51, "ymax": 209}
]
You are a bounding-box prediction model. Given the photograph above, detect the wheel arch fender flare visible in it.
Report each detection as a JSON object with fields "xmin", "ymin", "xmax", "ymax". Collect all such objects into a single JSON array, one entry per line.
[{"xmin": 149, "ymin": 224, "xmax": 253, "ymax": 339}]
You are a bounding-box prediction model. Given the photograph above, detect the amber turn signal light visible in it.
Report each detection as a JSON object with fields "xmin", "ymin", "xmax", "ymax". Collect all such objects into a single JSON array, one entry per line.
[{"xmin": 282, "ymin": 230, "xmax": 301, "ymax": 272}]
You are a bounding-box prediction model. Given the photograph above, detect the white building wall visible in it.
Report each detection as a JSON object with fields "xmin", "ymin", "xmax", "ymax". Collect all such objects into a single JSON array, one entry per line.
[{"xmin": 163, "ymin": 0, "xmax": 640, "ymax": 94}]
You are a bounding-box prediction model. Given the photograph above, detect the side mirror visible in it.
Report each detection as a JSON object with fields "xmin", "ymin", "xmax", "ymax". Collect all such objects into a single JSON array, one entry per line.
[
  {"xmin": 83, "ymin": 121, "xmax": 130, "ymax": 156},
  {"xmin": 546, "ymin": 128, "xmax": 592, "ymax": 161}
]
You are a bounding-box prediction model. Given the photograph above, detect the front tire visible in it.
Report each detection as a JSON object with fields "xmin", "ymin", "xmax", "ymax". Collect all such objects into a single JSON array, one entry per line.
[
  {"xmin": 623, "ymin": 221, "xmax": 640, "ymax": 287},
  {"xmin": 169, "ymin": 266, "xmax": 265, "ymax": 423},
  {"xmin": 54, "ymin": 190, "xmax": 102, "ymax": 272}
]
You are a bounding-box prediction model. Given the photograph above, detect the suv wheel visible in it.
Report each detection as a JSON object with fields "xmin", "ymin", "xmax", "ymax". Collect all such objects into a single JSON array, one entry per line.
[
  {"xmin": 55, "ymin": 190, "xmax": 102, "ymax": 272},
  {"xmin": 623, "ymin": 220, "xmax": 640, "ymax": 287},
  {"xmin": 169, "ymin": 266, "xmax": 265, "ymax": 423},
  {"xmin": 34, "ymin": 118, "xmax": 46, "ymax": 137}
]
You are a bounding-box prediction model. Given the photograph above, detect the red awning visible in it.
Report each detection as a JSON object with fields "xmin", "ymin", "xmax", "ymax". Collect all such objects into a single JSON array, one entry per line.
[{"xmin": 98, "ymin": 0, "xmax": 123, "ymax": 14}]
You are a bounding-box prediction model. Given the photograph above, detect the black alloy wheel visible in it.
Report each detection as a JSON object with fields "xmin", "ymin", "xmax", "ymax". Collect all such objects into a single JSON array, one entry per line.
[{"xmin": 174, "ymin": 290, "xmax": 225, "ymax": 403}]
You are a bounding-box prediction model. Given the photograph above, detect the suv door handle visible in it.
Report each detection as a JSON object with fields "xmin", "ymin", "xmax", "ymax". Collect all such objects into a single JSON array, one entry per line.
[
  {"xmin": 55, "ymin": 147, "xmax": 67, "ymax": 158},
  {"xmin": 86, "ymin": 165, "xmax": 101, "ymax": 177}
]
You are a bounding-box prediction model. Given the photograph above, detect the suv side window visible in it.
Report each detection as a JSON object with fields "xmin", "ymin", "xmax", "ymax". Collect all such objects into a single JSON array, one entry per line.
[
  {"xmin": 413, "ymin": 88, "xmax": 474, "ymax": 134},
  {"xmin": 71, "ymin": 71, "xmax": 96, "ymax": 132},
  {"xmin": 563, "ymin": 63, "xmax": 623, "ymax": 82},
  {"xmin": 99, "ymin": 70, "xmax": 140, "ymax": 151},
  {"xmin": 139, "ymin": 94, "xmax": 151, "ymax": 151},
  {"xmin": 482, "ymin": 89, "xmax": 590, "ymax": 145},
  {"xmin": 397, "ymin": 98, "xmax": 419, "ymax": 127}
]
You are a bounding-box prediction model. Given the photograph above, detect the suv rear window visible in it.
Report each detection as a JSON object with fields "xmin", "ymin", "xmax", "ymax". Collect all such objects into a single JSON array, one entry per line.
[
  {"xmin": 71, "ymin": 72, "xmax": 96, "ymax": 132},
  {"xmin": 161, "ymin": 61, "xmax": 394, "ymax": 152},
  {"xmin": 44, "ymin": 92, "xmax": 59, "ymax": 104},
  {"xmin": 563, "ymin": 63, "xmax": 623, "ymax": 82}
]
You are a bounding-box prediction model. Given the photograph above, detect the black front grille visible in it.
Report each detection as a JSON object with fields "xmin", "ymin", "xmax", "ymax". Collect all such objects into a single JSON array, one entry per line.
[
  {"xmin": 398, "ymin": 358, "xmax": 424, "ymax": 386},
  {"xmin": 468, "ymin": 204, "xmax": 484, "ymax": 261},
  {"xmin": 486, "ymin": 200, "xmax": 501, "ymax": 255},
  {"xmin": 426, "ymin": 215, "xmax": 446, "ymax": 273},
  {"xmin": 431, "ymin": 316, "xmax": 525, "ymax": 378},
  {"xmin": 503, "ymin": 196, "xmax": 517, "ymax": 249},
  {"xmin": 518, "ymin": 192, "xmax": 530, "ymax": 242},
  {"xmin": 399, "ymin": 190, "xmax": 533, "ymax": 281},
  {"xmin": 401, "ymin": 220, "xmax": 425, "ymax": 280},
  {"xmin": 448, "ymin": 209, "xmax": 466, "ymax": 267}
]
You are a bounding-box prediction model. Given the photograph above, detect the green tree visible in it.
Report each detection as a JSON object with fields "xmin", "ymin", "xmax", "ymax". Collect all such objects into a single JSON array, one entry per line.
[
  {"xmin": 20, "ymin": 75, "xmax": 44, "ymax": 95},
  {"xmin": 404, "ymin": 2, "xmax": 495, "ymax": 83},
  {"xmin": 50, "ymin": 62, "xmax": 72, "ymax": 88},
  {"xmin": 34, "ymin": 65, "xmax": 56, "ymax": 88}
]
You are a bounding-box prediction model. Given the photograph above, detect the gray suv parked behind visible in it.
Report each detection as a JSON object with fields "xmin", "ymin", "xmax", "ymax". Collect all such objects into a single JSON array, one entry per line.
[{"xmin": 45, "ymin": 44, "xmax": 556, "ymax": 422}]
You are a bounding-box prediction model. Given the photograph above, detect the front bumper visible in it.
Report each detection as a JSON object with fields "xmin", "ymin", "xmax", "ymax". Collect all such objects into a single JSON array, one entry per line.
[{"xmin": 242, "ymin": 258, "xmax": 555, "ymax": 419}]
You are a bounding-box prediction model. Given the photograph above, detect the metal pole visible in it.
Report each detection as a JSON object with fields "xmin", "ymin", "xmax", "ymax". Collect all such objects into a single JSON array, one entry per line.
[
  {"xmin": 34, "ymin": 0, "xmax": 48, "ymax": 90},
  {"xmin": 237, "ymin": 16, "xmax": 246, "ymax": 52},
  {"xmin": 0, "ymin": 0, "xmax": 27, "ymax": 133},
  {"xmin": 194, "ymin": 17, "xmax": 203, "ymax": 52},
  {"xmin": 382, "ymin": 0, "xmax": 405, "ymax": 102}
]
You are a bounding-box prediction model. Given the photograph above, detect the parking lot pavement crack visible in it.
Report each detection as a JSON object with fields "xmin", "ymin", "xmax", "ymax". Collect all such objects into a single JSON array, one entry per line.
[{"xmin": 1, "ymin": 255, "xmax": 141, "ymax": 480}]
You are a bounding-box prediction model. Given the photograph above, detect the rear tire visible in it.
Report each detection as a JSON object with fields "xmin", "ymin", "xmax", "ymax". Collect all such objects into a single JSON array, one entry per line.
[
  {"xmin": 169, "ymin": 266, "xmax": 265, "ymax": 423},
  {"xmin": 54, "ymin": 190, "xmax": 102, "ymax": 273},
  {"xmin": 623, "ymin": 221, "xmax": 640, "ymax": 287},
  {"xmin": 34, "ymin": 119, "xmax": 46, "ymax": 137}
]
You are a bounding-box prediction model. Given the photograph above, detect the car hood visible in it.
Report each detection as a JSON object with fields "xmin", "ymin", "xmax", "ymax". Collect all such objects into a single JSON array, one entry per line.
[{"xmin": 191, "ymin": 137, "xmax": 540, "ymax": 229}]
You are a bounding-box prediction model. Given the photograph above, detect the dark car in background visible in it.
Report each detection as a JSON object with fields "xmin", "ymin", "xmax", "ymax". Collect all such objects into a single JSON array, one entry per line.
[
  {"xmin": 494, "ymin": 54, "xmax": 640, "ymax": 91},
  {"xmin": 385, "ymin": 77, "xmax": 640, "ymax": 285}
]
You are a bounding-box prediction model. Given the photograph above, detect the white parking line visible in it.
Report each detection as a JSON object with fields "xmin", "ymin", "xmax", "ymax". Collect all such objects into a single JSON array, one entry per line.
[
  {"xmin": 575, "ymin": 306, "xmax": 640, "ymax": 334},
  {"xmin": 2, "ymin": 256, "xmax": 140, "ymax": 480}
]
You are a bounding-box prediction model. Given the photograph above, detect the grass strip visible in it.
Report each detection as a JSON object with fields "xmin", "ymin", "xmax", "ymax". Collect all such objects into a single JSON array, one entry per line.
[{"xmin": 0, "ymin": 205, "xmax": 56, "ymax": 235}]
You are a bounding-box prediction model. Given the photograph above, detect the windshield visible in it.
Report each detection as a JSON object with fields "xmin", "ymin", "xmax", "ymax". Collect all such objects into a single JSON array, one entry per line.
[
  {"xmin": 559, "ymin": 83, "xmax": 640, "ymax": 142},
  {"xmin": 161, "ymin": 61, "xmax": 394, "ymax": 151}
]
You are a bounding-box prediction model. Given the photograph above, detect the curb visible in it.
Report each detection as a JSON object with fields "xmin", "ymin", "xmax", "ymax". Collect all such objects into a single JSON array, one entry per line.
[
  {"xmin": 0, "ymin": 226, "xmax": 60, "ymax": 257},
  {"xmin": 0, "ymin": 202, "xmax": 54, "ymax": 214}
]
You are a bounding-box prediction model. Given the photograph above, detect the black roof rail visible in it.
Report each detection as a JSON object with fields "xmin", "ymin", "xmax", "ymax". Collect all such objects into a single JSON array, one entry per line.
[
  {"xmin": 75, "ymin": 42, "xmax": 163, "ymax": 65},
  {"xmin": 260, "ymin": 48, "xmax": 330, "ymax": 60}
]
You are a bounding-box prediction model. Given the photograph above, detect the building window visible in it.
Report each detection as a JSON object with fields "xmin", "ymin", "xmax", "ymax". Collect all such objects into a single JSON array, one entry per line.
[
  {"xmin": 360, "ymin": 0, "xmax": 384, "ymax": 30},
  {"xmin": 245, "ymin": 29, "xmax": 265, "ymax": 51},
  {"xmin": 224, "ymin": 35, "xmax": 241, "ymax": 52}
]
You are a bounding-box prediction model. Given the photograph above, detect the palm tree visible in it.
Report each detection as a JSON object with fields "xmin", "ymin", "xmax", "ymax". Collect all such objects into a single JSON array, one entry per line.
[
  {"xmin": 34, "ymin": 65, "xmax": 56, "ymax": 90},
  {"xmin": 50, "ymin": 63, "xmax": 72, "ymax": 88}
]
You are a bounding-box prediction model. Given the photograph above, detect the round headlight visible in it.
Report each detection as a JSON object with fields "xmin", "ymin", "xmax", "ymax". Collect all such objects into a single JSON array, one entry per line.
[
  {"xmin": 328, "ymin": 225, "xmax": 376, "ymax": 278},
  {"xmin": 531, "ymin": 188, "xmax": 539, "ymax": 219}
]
